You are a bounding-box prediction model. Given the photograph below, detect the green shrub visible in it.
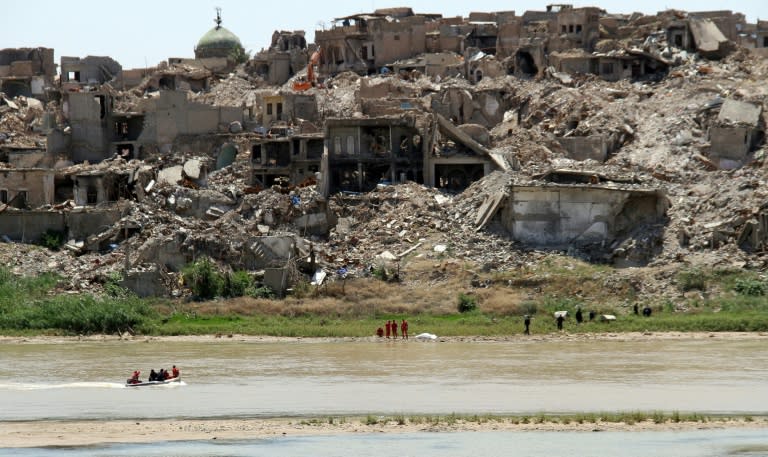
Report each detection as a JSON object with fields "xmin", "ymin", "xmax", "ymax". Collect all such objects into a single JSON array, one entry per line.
[
  {"xmin": 289, "ymin": 281, "xmax": 312, "ymax": 299},
  {"xmin": 40, "ymin": 230, "xmax": 65, "ymax": 251},
  {"xmin": 103, "ymin": 271, "xmax": 133, "ymax": 298},
  {"xmin": 0, "ymin": 294, "xmax": 156, "ymax": 334},
  {"xmin": 520, "ymin": 301, "xmax": 538, "ymax": 316},
  {"xmin": 247, "ymin": 285, "xmax": 276, "ymax": 299},
  {"xmin": 734, "ymin": 278, "xmax": 767, "ymax": 296},
  {"xmin": 677, "ymin": 268, "xmax": 707, "ymax": 292},
  {"xmin": 457, "ymin": 293, "xmax": 477, "ymax": 313},
  {"xmin": 182, "ymin": 257, "xmax": 224, "ymax": 299},
  {"xmin": 225, "ymin": 271, "xmax": 253, "ymax": 297}
]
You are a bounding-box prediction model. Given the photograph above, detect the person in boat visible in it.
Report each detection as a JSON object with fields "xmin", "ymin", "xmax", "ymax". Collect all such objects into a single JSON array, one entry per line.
[
  {"xmin": 172, "ymin": 365, "xmax": 180, "ymax": 378},
  {"xmin": 127, "ymin": 370, "xmax": 141, "ymax": 384},
  {"xmin": 148, "ymin": 369, "xmax": 158, "ymax": 381},
  {"xmin": 158, "ymin": 368, "xmax": 166, "ymax": 380}
]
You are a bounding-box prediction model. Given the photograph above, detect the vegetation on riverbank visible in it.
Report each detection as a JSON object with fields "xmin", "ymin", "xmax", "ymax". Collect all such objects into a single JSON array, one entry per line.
[
  {"xmin": 297, "ymin": 411, "xmax": 767, "ymax": 428},
  {"xmin": 1, "ymin": 261, "xmax": 767, "ymax": 336}
]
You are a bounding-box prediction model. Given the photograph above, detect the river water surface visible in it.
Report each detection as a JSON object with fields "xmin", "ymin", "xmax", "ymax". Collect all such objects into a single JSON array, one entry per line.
[
  {"xmin": 1, "ymin": 337, "xmax": 766, "ymax": 421},
  {"xmin": 2, "ymin": 337, "xmax": 768, "ymax": 455}
]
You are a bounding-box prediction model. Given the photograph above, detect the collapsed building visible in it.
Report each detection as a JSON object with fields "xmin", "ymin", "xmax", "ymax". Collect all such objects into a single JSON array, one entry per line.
[
  {"xmin": 1, "ymin": 4, "xmax": 767, "ymax": 298},
  {"xmin": 0, "ymin": 47, "xmax": 56, "ymax": 100}
]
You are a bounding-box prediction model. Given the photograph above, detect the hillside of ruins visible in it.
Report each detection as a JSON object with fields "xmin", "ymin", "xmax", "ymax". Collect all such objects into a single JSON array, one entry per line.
[{"xmin": 1, "ymin": 5, "xmax": 767, "ymax": 309}]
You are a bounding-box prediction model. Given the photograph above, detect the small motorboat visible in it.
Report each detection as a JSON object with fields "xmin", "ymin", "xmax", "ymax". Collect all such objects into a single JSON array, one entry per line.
[{"xmin": 125, "ymin": 376, "xmax": 181, "ymax": 387}]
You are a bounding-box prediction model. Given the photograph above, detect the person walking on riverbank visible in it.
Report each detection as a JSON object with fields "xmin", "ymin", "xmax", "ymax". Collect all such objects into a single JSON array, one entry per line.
[
  {"xmin": 556, "ymin": 314, "xmax": 564, "ymax": 331},
  {"xmin": 385, "ymin": 320, "xmax": 391, "ymax": 338},
  {"xmin": 524, "ymin": 315, "xmax": 531, "ymax": 335},
  {"xmin": 401, "ymin": 319, "xmax": 408, "ymax": 339},
  {"xmin": 392, "ymin": 319, "xmax": 398, "ymax": 338}
]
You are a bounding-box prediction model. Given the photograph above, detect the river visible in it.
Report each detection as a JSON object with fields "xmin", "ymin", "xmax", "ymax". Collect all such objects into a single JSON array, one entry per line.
[{"xmin": 1, "ymin": 336, "xmax": 766, "ymax": 454}]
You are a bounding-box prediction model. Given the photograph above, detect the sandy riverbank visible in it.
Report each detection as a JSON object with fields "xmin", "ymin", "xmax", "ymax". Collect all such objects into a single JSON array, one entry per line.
[
  {"xmin": 2, "ymin": 417, "xmax": 767, "ymax": 448},
  {"xmin": 2, "ymin": 331, "xmax": 768, "ymax": 345}
]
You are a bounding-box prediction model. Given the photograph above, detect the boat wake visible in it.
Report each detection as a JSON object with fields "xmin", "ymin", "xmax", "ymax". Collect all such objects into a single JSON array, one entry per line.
[{"xmin": 0, "ymin": 382, "xmax": 129, "ymax": 391}]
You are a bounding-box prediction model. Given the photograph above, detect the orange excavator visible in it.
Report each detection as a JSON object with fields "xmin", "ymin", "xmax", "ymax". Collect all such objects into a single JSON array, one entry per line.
[{"xmin": 293, "ymin": 48, "xmax": 321, "ymax": 91}]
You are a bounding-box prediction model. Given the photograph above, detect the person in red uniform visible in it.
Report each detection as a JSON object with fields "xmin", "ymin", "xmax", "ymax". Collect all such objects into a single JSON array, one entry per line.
[
  {"xmin": 391, "ymin": 319, "xmax": 398, "ymax": 338},
  {"xmin": 385, "ymin": 320, "xmax": 391, "ymax": 338},
  {"xmin": 171, "ymin": 365, "xmax": 180, "ymax": 378},
  {"xmin": 376, "ymin": 327, "xmax": 384, "ymax": 337},
  {"xmin": 128, "ymin": 370, "xmax": 141, "ymax": 384},
  {"xmin": 401, "ymin": 319, "xmax": 408, "ymax": 340}
]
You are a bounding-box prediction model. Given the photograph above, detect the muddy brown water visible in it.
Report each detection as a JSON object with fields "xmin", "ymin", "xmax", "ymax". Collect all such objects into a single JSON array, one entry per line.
[{"xmin": 0, "ymin": 338, "xmax": 766, "ymax": 420}]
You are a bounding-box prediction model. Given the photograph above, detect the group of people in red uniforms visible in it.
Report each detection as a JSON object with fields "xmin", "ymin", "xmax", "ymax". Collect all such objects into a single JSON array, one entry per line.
[
  {"xmin": 377, "ymin": 319, "xmax": 408, "ymax": 339},
  {"xmin": 127, "ymin": 365, "xmax": 180, "ymax": 384}
]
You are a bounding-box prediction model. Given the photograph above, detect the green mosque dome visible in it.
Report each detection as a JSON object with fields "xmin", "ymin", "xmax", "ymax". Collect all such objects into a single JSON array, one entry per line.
[{"xmin": 194, "ymin": 10, "xmax": 243, "ymax": 59}]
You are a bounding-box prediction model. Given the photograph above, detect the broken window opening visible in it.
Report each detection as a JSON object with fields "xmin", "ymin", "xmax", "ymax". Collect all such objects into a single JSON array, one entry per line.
[
  {"xmin": 95, "ymin": 95, "xmax": 106, "ymax": 120},
  {"xmin": 86, "ymin": 186, "xmax": 98, "ymax": 204},
  {"xmin": 1, "ymin": 80, "xmax": 31, "ymax": 98},
  {"xmin": 435, "ymin": 164, "xmax": 484, "ymax": 192},
  {"xmin": 576, "ymin": 24, "xmax": 582, "ymax": 33},
  {"xmin": 764, "ymin": 36, "xmax": 768, "ymax": 47},
  {"xmin": 266, "ymin": 104, "xmax": 273, "ymax": 115},
  {"xmin": 67, "ymin": 71, "xmax": 81, "ymax": 82},
  {"xmin": 115, "ymin": 144, "xmax": 135, "ymax": 158},
  {"xmin": 334, "ymin": 136, "xmax": 342, "ymax": 155},
  {"xmin": 561, "ymin": 25, "xmax": 567, "ymax": 33},
  {"xmin": 16, "ymin": 191, "xmax": 28, "ymax": 208},
  {"xmin": 158, "ymin": 76, "xmax": 175, "ymax": 90},
  {"xmin": 265, "ymin": 142, "xmax": 291, "ymax": 167},
  {"xmin": 346, "ymin": 136, "xmax": 356, "ymax": 155},
  {"xmin": 674, "ymin": 34, "xmax": 684, "ymax": 47},
  {"xmin": 277, "ymin": 103, "xmax": 283, "ymax": 117},
  {"xmin": 252, "ymin": 145, "xmax": 263, "ymax": 164},
  {"xmin": 601, "ymin": 62, "xmax": 615, "ymax": 75},
  {"xmin": 307, "ymin": 139, "xmax": 323, "ymax": 159},
  {"xmin": 292, "ymin": 139, "xmax": 301, "ymax": 157},
  {"xmin": 516, "ymin": 51, "xmax": 538, "ymax": 77},
  {"xmin": 0, "ymin": 189, "xmax": 7, "ymax": 204},
  {"xmin": 569, "ymin": 24, "xmax": 574, "ymax": 33},
  {"xmin": 475, "ymin": 69, "xmax": 483, "ymax": 83}
]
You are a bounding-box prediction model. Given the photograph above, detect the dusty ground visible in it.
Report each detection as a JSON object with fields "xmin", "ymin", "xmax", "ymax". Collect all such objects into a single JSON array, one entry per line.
[
  {"xmin": 1, "ymin": 331, "xmax": 767, "ymax": 345},
  {"xmin": 2, "ymin": 417, "xmax": 766, "ymax": 448}
]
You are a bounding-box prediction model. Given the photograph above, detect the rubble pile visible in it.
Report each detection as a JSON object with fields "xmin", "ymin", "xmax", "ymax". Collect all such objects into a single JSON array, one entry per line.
[
  {"xmin": 0, "ymin": 94, "xmax": 47, "ymax": 149},
  {"xmin": 2, "ymin": 5, "xmax": 768, "ymax": 302},
  {"xmin": 190, "ymin": 72, "xmax": 267, "ymax": 108}
]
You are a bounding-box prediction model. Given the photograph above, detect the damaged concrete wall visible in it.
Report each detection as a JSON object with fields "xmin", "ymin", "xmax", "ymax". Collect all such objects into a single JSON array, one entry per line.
[
  {"xmin": 60, "ymin": 56, "xmax": 122, "ymax": 85},
  {"xmin": 138, "ymin": 91, "xmax": 243, "ymax": 146},
  {"xmin": 0, "ymin": 208, "xmax": 121, "ymax": 242},
  {"xmin": 709, "ymin": 99, "xmax": 764, "ymax": 165},
  {"xmin": 499, "ymin": 185, "xmax": 667, "ymax": 247},
  {"xmin": 558, "ymin": 135, "xmax": 611, "ymax": 161},
  {"xmin": 0, "ymin": 169, "xmax": 55, "ymax": 207},
  {"xmin": 430, "ymin": 88, "xmax": 508, "ymax": 127},
  {"xmin": 66, "ymin": 92, "xmax": 110, "ymax": 163},
  {"xmin": 372, "ymin": 16, "xmax": 428, "ymax": 68}
]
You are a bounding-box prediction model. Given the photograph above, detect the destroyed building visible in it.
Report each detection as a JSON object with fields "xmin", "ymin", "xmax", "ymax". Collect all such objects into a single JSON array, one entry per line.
[
  {"xmin": 249, "ymin": 30, "xmax": 308, "ymax": 86},
  {"xmin": 60, "ymin": 56, "xmax": 122, "ymax": 89},
  {"xmin": 315, "ymin": 8, "xmax": 441, "ymax": 76},
  {"xmin": 1, "ymin": 3, "xmax": 768, "ymax": 299},
  {"xmin": 0, "ymin": 47, "xmax": 56, "ymax": 100},
  {"xmin": 472, "ymin": 170, "xmax": 669, "ymax": 266},
  {"xmin": 708, "ymin": 99, "xmax": 765, "ymax": 168},
  {"xmin": 251, "ymin": 129, "xmax": 323, "ymax": 188}
]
